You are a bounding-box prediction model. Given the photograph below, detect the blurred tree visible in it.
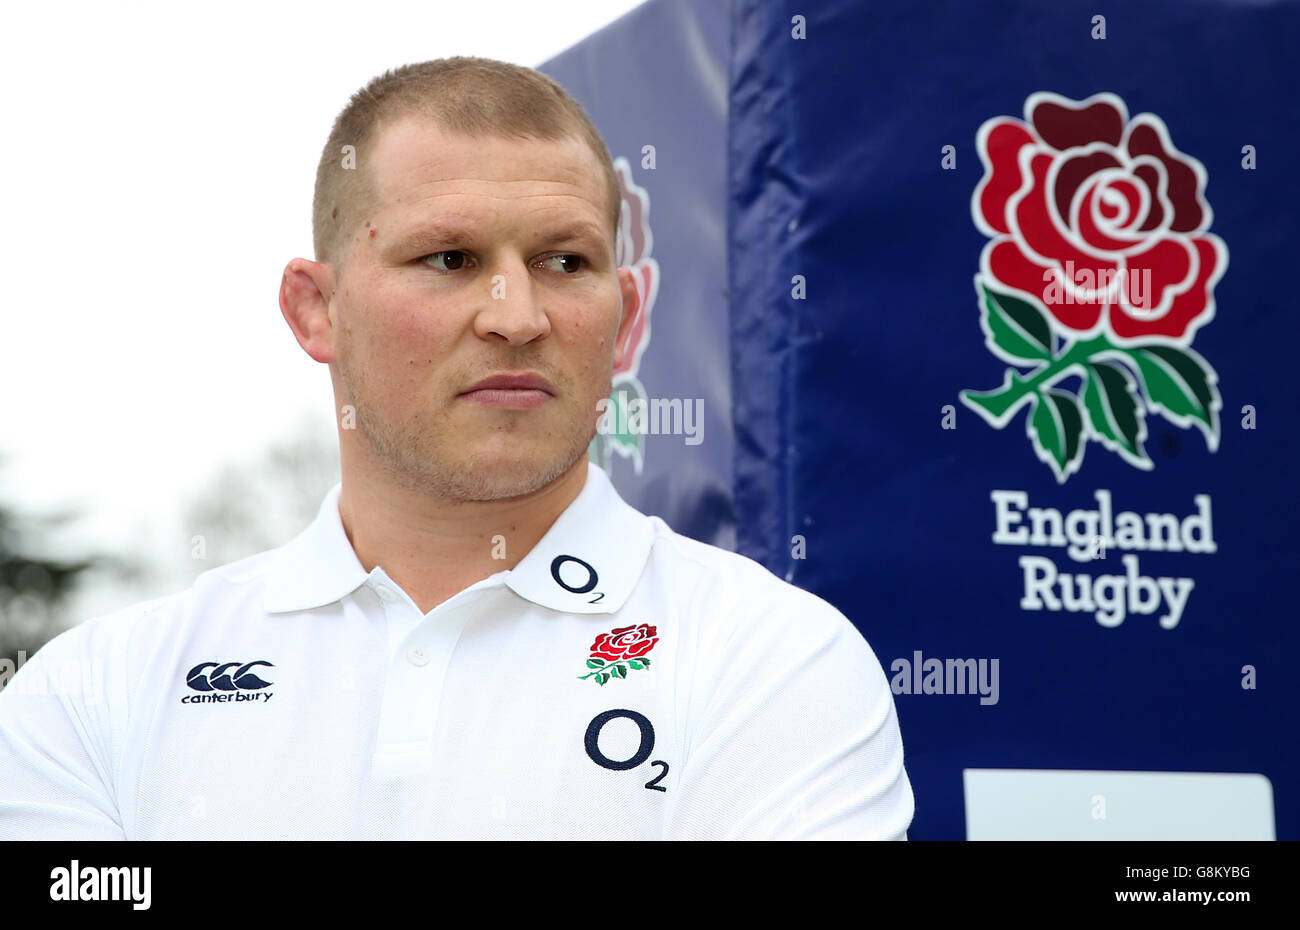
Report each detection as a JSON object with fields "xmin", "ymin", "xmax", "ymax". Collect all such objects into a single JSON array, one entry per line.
[
  {"xmin": 181, "ymin": 416, "xmax": 340, "ymax": 573},
  {"xmin": 0, "ymin": 416, "xmax": 338, "ymax": 690},
  {"xmin": 0, "ymin": 492, "xmax": 98, "ymax": 683}
]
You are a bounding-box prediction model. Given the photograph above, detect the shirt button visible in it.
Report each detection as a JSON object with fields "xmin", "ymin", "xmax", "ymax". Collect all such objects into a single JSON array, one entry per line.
[
  {"xmin": 376, "ymin": 586, "xmax": 398, "ymax": 603},
  {"xmin": 406, "ymin": 646, "xmax": 430, "ymax": 667}
]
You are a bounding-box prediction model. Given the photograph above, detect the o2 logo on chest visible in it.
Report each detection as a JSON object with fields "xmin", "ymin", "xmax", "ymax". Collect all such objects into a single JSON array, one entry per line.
[{"xmin": 584, "ymin": 709, "xmax": 669, "ymax": 792}]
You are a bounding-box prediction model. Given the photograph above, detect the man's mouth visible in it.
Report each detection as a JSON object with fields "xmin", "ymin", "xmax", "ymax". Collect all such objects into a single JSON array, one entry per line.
[{"xmin": 458, "ymin": 372, "xmax": 555, "ymax": 409}]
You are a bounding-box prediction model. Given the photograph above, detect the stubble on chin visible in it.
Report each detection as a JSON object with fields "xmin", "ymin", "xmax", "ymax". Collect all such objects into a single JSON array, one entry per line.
[{"xmin": 338, "ymin": 361, "xmax": 601, "ymax": 503}]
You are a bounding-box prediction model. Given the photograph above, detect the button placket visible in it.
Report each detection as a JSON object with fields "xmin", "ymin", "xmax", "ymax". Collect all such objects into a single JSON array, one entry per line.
[
  {"xmin": 370, "ymin": 578, "xmax": 421, "ymax": 668},
  {"xmin": 373, "ymin": 589, "xmax": 490, "ymax": 754}
]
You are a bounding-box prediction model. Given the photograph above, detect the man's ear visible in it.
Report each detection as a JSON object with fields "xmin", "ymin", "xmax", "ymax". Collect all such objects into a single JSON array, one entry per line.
[
  {"xmin": 280, "ymin": 259, "xmax": 337, "ymax": 363},
  {"xmin": 613, "ymin": 266, "xmax": 644, "ymax": 373}
]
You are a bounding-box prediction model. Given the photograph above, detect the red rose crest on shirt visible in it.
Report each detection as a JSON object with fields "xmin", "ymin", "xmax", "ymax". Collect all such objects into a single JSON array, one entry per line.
[
  {"xmin": 578, "ymin": 624, "xmax": 658, "ymax": 685},
  {"xmin": 959, "ymin": 91, "xmax": 1227, "ymax": 483}
]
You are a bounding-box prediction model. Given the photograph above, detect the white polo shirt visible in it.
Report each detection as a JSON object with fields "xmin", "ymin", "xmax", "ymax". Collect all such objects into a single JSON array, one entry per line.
[{"xmin": 0, "ymin": 462, "xmax": 913, "ymax": 840}]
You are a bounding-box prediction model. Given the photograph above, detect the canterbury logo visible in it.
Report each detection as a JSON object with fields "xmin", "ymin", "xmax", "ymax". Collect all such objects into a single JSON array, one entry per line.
[{"xmin": 186, "ymin": 660, "xmax": 274, "ymax": 692}]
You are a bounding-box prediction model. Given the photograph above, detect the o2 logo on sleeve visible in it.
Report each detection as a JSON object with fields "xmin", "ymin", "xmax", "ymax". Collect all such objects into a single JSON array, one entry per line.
[{"xmin": 584, "ymin": 709, "xmax": 669, "ymax": 792}]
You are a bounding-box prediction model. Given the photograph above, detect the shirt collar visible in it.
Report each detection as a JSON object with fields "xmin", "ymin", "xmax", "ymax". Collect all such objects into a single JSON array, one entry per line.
[
  {"xmin": 262, "ymin": 483, "xmax": 370, "ymax": 614},
  {"xmin": 502, "ymin": 461, "xmax": 654, "ymax": 614},
  {"xmin": 262, "ymin": 462, "xmax": 653, "ymax": 616}
]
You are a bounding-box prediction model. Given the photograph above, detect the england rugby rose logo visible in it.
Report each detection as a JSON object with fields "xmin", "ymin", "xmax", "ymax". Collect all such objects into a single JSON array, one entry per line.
[
  {"xmin": 960, "ymin": 92, "xmax": 1227, "ymax": 482},
  {"xmin": 576, "ymin": 623, "xmax": 658, "ymax": 686}
]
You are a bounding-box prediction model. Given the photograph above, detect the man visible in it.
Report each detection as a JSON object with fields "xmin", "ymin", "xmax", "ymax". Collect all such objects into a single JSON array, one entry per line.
[{"xmin": 0, "ymin": 58, "xmax": 913, "ymax": 839}]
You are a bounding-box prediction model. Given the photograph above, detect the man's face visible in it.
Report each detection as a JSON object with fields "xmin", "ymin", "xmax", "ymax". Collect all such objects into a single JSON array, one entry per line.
[{"xmin": 326, "ymin": 116, "xmax": 633, "ymax": 502}]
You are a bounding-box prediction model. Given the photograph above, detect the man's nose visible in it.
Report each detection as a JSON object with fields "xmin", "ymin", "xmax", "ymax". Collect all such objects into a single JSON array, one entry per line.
[{"xmin": 472, "ymin": 258, "xmax": 551, "ymax": 347}]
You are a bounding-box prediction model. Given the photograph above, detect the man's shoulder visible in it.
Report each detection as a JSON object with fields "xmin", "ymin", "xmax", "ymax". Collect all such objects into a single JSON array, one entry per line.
[
  {"xmin": 639, "ymin": 518, "xmax": 898, "ymax": 750},
  {"xmin": 43, "ymin": 546, "xmax": 284, "ymax": 660},
  {"xmin": 641, "ymin": 517, "xmax": 857, "ymax": 637}
]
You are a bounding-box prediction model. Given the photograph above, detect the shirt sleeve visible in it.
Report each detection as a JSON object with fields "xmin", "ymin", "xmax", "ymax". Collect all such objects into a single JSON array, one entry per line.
[
  {"xmin": 0, "ymin": 623, "xmax": 127, "ymax": 840},
  {"xmin": 663, "ymin": 577, "xmax": 914, "ymax": 840}
]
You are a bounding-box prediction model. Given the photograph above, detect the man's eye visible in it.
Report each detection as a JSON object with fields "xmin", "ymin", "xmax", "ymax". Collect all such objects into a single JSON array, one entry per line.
[
  {"xmin": 421, "ymin": 250, "xmax": 470, "ymax": 271},
  {"xmin": 540, "ymin": 254, "xmax": 585, "ymax": 274}
]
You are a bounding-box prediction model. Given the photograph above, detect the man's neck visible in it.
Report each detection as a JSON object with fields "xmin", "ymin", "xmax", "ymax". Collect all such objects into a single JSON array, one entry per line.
[{"xmin": 336, "ymin": 457, "xmax": 590, "ymax": 615}]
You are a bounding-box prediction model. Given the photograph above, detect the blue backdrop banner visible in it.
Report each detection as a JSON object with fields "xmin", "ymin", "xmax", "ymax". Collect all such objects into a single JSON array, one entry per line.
[{"xmin": 547, "ymin": 0, "xmax": 1299, "ymax": 840}]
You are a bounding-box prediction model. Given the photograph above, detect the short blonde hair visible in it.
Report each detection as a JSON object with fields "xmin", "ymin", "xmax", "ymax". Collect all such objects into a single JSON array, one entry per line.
[{"xmin": 312, "ymin": 57, "xmax": 621, "ymax": 268}]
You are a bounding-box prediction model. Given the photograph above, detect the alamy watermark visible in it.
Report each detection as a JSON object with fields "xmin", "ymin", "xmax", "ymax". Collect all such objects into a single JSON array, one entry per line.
[
  {"xmin": 50, "ymin": 860, "xmax": 151, "ymax": 910},
  {"xmin": 0, "ymin": 651, "xmax": 106, "ymax": 702},
  {"xmin": 596, "ymin": 395, "xmax": 704, "ymax": 446},
  {"xmin": 889, "ymin": 651, "xmax": 1000, "ymax": 706},
  {"xmin": 1043, "ymin": 261, "xmax": 1156, "ymax": 313}
]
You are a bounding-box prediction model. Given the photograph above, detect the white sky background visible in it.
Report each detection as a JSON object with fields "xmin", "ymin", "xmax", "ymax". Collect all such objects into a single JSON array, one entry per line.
[{"xmin": 0, "ymin": 0, "xmax": 649, "ymax": 623}]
